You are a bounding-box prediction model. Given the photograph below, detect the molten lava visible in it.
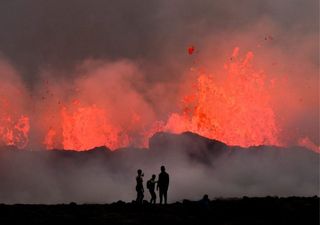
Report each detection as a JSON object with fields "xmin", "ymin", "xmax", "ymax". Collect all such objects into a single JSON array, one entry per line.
[
  {"xmin": 43, "ymin": 102, "xmax": 131, "ymax": 151},
  {"xmin": 188, "ymin": 45, "xmax": 195, "ymax": 55},
  {"xmin": 1, "ymin": 47, "xmax": 317, "ymax": 151},
  {"xmin": 163, "ymin": 47, "xmax": 280, "ymax": 147},
  {"xmin": 0, "ymin": 97, "xmax": 30, "ymax": 149},
  {"xmin": 61, "ymin": 105, "xmax": 131, "ymax": 150}
]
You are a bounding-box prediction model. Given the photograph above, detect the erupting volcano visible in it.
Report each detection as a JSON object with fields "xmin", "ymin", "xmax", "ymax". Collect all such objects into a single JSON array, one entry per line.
[
  {"xmin": 0, "ymin": 2, "xmax": 319, "ymax": 220},
  {"xmin": 0, "ymin": 46, "xmax": 318, "ymax": 152},
  {"xmin": 163, "ymin": 47, "xmax": 279, "ymax": 147},
  {"xmin": 0, "ymin": 0, "xmax": 318, "ymax": 154}
]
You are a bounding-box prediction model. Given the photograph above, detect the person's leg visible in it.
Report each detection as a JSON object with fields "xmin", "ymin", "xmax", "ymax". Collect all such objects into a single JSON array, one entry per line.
[
  {"xmin": 136, "ymin": 190, "xmax": 140, "ymax": 202},
  {"xmin": 149, "ymin": 190, "xmax": 153, "ymax": 203},
  {"xmin": 159, "ymin": 190, "xmax": 163, "ymax": 204},
  {"xmin": 137, "ymin": 190, "xmax": 143, "ymax": 204},
  {"xmin": 164, "ymin": 189, "xmax": 167, "ymax": 204},
  {"xmin": 151, "ymin": 191, "xmax": 156, "ymax": 204},
  {"xmin": 141, "ymin": 191, "xmax": 144, "ymax": 204}
]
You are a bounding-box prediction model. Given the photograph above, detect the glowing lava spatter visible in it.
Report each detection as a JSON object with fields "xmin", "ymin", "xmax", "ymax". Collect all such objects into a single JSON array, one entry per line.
[
  {"xmin": 2, "ymin": 47, "xmax": 312, "ymax": 151},
  {"xmin": 163, "ymin": 47, "xmax": 280, "ymax": 147},
  {"xmin": 0, "ymin": 97, "xmax": 30, "ymax": 149},
  {"xmin": 40, "ymin": 47, "xmax": 281, "ymax": 150},
  {"xmin": 44, "ymin": 103, "xmax": 131, "ymax": 151}
]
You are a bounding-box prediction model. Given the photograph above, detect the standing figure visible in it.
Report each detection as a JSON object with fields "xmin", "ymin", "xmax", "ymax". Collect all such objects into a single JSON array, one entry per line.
[
  {"xmin": 136, "ymin": 169, "xmax": 144, "ymax": 204},
  {"xmin": 147, "ymin": 174, "xmax": 157, "ymax": 204},
  {"xmin": 157, "ymin": 166, "xmax": 169, "ymax": 204}
]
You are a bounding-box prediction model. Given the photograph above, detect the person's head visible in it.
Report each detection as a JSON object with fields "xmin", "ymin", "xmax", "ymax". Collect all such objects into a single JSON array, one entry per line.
[
  {"xmin": 161, "ymin": 166, "xmax": 165, "ymax": 172},
  {"xmin": 152, "ymin": 174, "xmax": 156, "ymax": 179},
  {"xmin": 137, "ymin": 169, "xmax": 142, "ymax": 175}
]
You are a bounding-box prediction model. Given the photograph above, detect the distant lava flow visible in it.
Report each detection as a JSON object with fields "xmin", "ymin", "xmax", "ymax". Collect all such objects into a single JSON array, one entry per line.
[
  {"xmin": 0, "ymin": 97, "xmax": 30, "ymax": 149},
  {"xmin": 60, "ymin": 105, "xmax": 130, "ymax": 150},
  {"xmin": 0, "ymin": 47, "xmax": 317, "ymax": 151},
  {"xmin": 43, "ymin": 47, "xmax": 279, "ymax": 150},
  {"xmin": 0, "ymin": 112, "xmax": 29, "ymax": 149}
]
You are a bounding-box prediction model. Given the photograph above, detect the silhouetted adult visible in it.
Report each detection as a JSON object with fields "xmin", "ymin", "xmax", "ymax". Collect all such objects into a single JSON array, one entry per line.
[
  {"xmin": 136, "ymin": 169, "xmax": 144, "ymax": 204},
  {"xmin": 157, "ymin": 166, "xmax": 169, "ymax": 204},
  {"xmin": 147, "ymin": 174, "xmax": 157, "ymax": 204},
  {"xmin": 199, "ymin": 194, "xmax": 210, "ymax": 208}
]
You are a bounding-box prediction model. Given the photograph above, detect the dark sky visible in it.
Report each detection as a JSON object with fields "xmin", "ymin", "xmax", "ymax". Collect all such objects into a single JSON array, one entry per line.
[{"xmin": 0, "ymin": 0, "xmax": 318, "ymax": 85}]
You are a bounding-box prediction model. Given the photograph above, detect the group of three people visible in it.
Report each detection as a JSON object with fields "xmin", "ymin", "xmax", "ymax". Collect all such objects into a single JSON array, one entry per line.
[{"xmin": 136, "ymin": 166, "xmax": 169, "ymax": 204}]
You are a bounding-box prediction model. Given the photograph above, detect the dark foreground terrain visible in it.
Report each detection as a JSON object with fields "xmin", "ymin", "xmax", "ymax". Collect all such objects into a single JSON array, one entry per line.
[{"xmin": 0, "ymin": 197, "xmax": 318, "ymax": 225}]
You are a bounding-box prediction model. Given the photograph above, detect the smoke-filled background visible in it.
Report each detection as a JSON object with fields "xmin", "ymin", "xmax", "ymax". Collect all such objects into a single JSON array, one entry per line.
[
  {"xmin": 0, "ymin": 0, "xmax": 318, "ymax": 203},
  {"xmin": 0, "ymin": 133, "xmax": 318, "ymax": 204}
]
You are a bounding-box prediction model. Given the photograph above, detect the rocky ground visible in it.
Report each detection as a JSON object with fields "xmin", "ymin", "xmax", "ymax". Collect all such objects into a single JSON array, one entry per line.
[{"xmin": 0, "ymin": 197, "xmax": 318, "ymax": 225}]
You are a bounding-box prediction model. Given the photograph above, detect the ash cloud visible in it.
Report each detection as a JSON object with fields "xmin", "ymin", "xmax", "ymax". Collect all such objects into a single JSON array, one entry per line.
[{"xmin": 0, "ymin": 0, "xmax": 317, "ymax": 83}]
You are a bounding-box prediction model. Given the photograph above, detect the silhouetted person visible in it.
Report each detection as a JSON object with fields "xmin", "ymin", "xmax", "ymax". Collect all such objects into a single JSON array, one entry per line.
[
  {"xmin": 147, "ymin": 174, "xmax": 157, "ymax": 204},
  {"xmin": 157, "ymin": 166, "xmax": 169, "ymax": 204},
  {"xmin": 136, "ymin": 169, "xmax": 144, "ymax": 204},
  {"xmin": 199, "ymin": 194, "xmax": 210, "ymax": 208}
]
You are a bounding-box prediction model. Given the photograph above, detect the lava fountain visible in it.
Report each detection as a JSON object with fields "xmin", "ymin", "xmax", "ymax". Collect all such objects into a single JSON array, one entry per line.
[
  {"xmin": 0, "ymin": 47, "xmax": 318, "ymax": 152},
  {"xmin": 163, "ymin": 47, "xmax": 279, "ymax": 147}
]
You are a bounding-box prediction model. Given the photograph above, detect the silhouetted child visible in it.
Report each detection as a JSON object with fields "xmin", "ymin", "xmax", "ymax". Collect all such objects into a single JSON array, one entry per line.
[
  {"xmin": 147, "ymin": 174, "xmax": 157, "ymax": 204},
  {"xmin": 136, "ymin": 169, "xmax": 144, "ymax": 204},
  {"xmin": 157, "ymin": 166, "xmax": 169, "ymax": 204}
]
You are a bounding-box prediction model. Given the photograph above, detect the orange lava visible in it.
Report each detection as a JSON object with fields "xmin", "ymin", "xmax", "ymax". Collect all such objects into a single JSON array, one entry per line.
[
  {"xmin": 163, "ymin": 47, "xmax": 280, "ymax": 146},
  {"xmin": 2, "ymin": 47, "xmax": 316, "ymax": 151},
  {"xmin": 44, "ymin": 103, "xmax": 131, "ymax": 151},
  {"xmin": 0, "ymin": 97, "xmax": 30, "ymax": 149},
  {"xmin": 298, "ymin": 137, "xmax": 320, "ymax": 153}
]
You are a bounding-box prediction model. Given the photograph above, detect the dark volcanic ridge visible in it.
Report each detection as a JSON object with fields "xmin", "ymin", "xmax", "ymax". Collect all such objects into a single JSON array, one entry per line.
[
  {"xmin": 1, "ymin": 131, "xmax": 317, "ymax": 155},
  {"xmin": 0, "ymin": 131, "xmax": 317, "ymax": 172}
]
